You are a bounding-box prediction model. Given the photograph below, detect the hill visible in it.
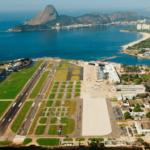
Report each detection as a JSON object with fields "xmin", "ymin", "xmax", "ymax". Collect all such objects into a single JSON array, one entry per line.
[
  {"xmin": 11, "ymin": 5, "xmax": 148, "ymax": 32},
  {"xmin": 24, "ymin": 5, "xmax": 58, "ymax": 25},
  {"xmin": 108, "ymin": 12, "xmax": 146, "ymax": 22}
]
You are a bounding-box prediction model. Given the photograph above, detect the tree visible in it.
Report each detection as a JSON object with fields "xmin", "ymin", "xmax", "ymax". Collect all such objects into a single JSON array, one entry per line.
[
  {"xmin": 122, "ymin": 82, "xmax": 126, "ymax": 85},
  {"xmin": 146, "ymin": 112, "xmax": 150, "ymax": 118},
  {"xmin": 124, "ymin": 112, "xmax": 130, "ymax": 119},
  {"xmin": 134, "ymin": 78, "xmax": 142, "ymax": 84},
  {"xmin": 115, "ymin": 81, "xmax": 119, "ymax": 85},
  {"xmin": 89, "ymin": 142, "xmax": 97, "ymax": 147},
  {"xmin": 137, "ymin": 138, "xmax": 143, "ymax": 142}
]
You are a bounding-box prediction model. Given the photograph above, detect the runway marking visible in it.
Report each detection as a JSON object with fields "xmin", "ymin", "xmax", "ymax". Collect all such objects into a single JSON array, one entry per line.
[
  {"xmin": 32, "ymin": 102, "xmax": 35, "ymax": 107},
  {"xmin": 26, "ymin": 93, "xmax": 28, "ymax": 96},
  {"xmin": 8, "ymin": 118, "xmax": 11, "ymax": 122},
  {"xmin": 12, "ymin": 103, "xmax": 16, "ymax": 107},
  {"xmin": 38, "ymin": 102, "xmax": 41, "ymax": 107},
  {"xmin": 18, "ymin": 103, "xmax": 22, "ymax": 107},
  {"xmin": 2, "ymin": 119, "xmax": 5, "ymax": 122}
]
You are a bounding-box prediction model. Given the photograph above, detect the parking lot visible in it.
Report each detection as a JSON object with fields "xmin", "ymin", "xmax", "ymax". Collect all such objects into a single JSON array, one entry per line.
[{"xmin": 113, "ymin": 107, "xmax": 124, "ymax": 120}]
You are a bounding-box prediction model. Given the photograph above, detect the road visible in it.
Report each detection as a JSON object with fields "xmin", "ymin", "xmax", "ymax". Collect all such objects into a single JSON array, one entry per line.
[
  {"xmin": 17, "ymin": 61, "xmax": 59, "ymax": 135},
  {"xmin": 0, "ymin": 59, "xmax": 50, "ymax": 136}
]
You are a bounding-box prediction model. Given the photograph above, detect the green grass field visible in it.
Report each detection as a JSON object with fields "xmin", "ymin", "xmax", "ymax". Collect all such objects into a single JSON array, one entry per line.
[
  {"xmin": 61, "ymin": 118, "xmax": 75, "ymax": 135},
  {"xmin": 49, "ymin": 93, "xmax": 55, "ymax": 99},
  {"xmin": 35, "ymin": 125, "xmax": 46, "ymax": 135},
  {"xmin": 58, "ymin": 64, "xmax": 70, "ymax": 69},
  {"xmin": 75, "ymin": 89, "xmax": 80, "ymax": 92},
  {"xmin": 0, "ymin": 141, "xmax": 12, "ymax": 146},
  {"xmin": 57, "ymin": 108, "xmax": 61, "ymax": 111},
  {"xmin": 47, "ymin": 112, "xmax": 50, "ymax": 116},
  {"xmin": 76, "ymin": 85, "xmax": 81, "ymax": 88},
  {"xmin": 48, "ymin": 125, "xmax": 59, "ymax": 135},
  {"xmin": 72, "ymin": 70, "xmax": 80, "ymax": 75},
  {"xmin": 11, "ymin": 101, "xmax": 33, "ymax": 133},
  {"xmin": 42, "ymin": 113, "xmax": 45, "ymax": 116},
  {"xmin": 53, "ymin": 70, "xmax": 68, "ymax": 81},
  {"xmin": 76, "ymin": 81, "xmax": 81, "ymax": 84},
  {"xmin": 44, "ymin": 108, "xmax": 47, "ymax": 111},
  {"xmin": 55, "ymin": 82, "xmax": 59, "ymax": 84},
  {"xmin": 48, "ymin": 64, "xmax": 53, "ymax": 68},
  {"xmin": 29, "ymin": 71, "xmax": 49, "ymax": 99},
  {"xmin": 57, "ymin": 93, "xmax": 63, "ymax": 99},
  {"xmin": 67, "ymin": 85, "xmax": 73, "ymax": 88},
  {"xmin": 67, "ymin": 89, "xmax": 72, "ymax": 92},
  {"xmin": 0, "ymin": 101, "xmax": 12, "ymax": 118},
  {"xmin": 74, "ymin": 93, "xmax": 80, "ymax": 98},
  {"xmin": 62, "ymin": 82, "xmax": 66, "ymax": 84},
  {"xmin": 73, "ymin": 66, "xmax": 80, "ymax": 69},
  {"xmin": 50, "ymin": 117, "xmax": 57, "ymax": 124},
  {"xmin": 28, "ymin": 101, "xmax": 45, "ymax": 135},
  {"xmin": 55, "ymin": 100, "xmax": 61, "ymax": 107},
  {"xmin": 0, "ymin": 60, "xmax": 43, "ymax": 99},
  {"xmin": 63, "ymin": 138, "xmax": 73, "ymax": 141},
  {"xmin": 88, "ymin": 138, "xmax": 104, "ymax": 141},
  {"xmin": 75, "ymin": 138, "xmax": 85, "ymax": 141},
  {"xmin": 39, "ymin": 118, "xmax": 47, "ymax": 124},
  {"xmin": 59, "ymin": 89, "xmax": 64, "ymax": 92},
  {"xmin": 52, "ymin": 89, "xmax": 57, "ymax": 92},
  {"xmin": 61, "ymin": 85, "xmax": 66, "ymax": 88},
  {"xmin": 71, "ymin": 76, "xmax": 79, "ymax": 81},
  {"xmin": 66, "ymin": 93, "xmax": 72, "ymax": 99},
  {"xmin": 22, "ymin": 138, "xmax": 32, "ymax": 146},
  {"xmin": 36, "ymin": 138, "xmax": 59, "ymax": 146},
  {"xmin": 64, "ymin": 100, "xmax": 77, "ymax": 115},
  {"xmin": 53, "ymin": 85, "xmax": 58, "ymax": 88},
  {"xmin": 46, "ymin": 100, "xmax": 53, "ymax": 107}
]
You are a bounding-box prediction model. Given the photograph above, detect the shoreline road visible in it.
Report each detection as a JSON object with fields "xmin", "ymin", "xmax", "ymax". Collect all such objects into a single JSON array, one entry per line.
[
  {"xmin": 0, "ymin": 59, "xmax": 50, "ymax": 136},
  {"xmin": 17, "ymin": 61, "xmax": 59, "ymax": 136}
]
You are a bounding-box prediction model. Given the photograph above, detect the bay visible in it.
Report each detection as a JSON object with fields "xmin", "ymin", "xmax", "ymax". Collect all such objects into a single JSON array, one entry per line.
[{"xmin": 0, "ymin": 21, "xmax": 150, "ymax": 65}]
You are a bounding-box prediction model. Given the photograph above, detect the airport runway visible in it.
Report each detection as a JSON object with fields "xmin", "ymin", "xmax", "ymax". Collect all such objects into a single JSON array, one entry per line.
[
  {"xmin": 0, "ymin": 60, "xmax": 50, "ymax": 136},
  {"xmin": 17, "ymin": 61, "xmax": 59, "ymax": 135}
]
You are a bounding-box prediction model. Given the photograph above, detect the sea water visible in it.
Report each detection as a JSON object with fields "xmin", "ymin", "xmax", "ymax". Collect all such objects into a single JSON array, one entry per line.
[{"xmin": 0, "ymin": 20, "xmax": 150, "ymax": 65}]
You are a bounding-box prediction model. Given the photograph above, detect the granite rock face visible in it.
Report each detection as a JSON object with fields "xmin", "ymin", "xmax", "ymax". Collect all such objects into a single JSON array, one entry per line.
[
  {"xmin": 77, "ymin": 13, "xmax": 110, "ymax": 24},
  {"xmin": 24, "ymin": 5, "xmax": 58, "ymax": 25},
  {"xmin": 108, "ymin": 12, "xmax": 146, "ymax": 22}
]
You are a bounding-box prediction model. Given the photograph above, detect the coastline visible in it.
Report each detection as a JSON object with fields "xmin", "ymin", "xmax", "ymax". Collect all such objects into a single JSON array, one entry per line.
[{"xmin": 122, "ymin": 32, "xmax": 150, "ymax": 51}]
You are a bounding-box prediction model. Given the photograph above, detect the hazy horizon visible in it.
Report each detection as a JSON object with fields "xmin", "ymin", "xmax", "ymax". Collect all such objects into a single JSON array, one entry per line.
[{"xmin": 0, "ymin": 0, "xmax": 150, "ymax": 21}]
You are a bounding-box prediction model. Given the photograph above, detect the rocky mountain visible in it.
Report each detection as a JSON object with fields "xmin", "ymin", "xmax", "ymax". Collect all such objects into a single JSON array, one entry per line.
[
  {"xmin": 108, "ymin": 12, "xmax": 146, "ymax": 22},
  {"xmin": 77, "ymin": 13, "xmax": 110, "ymax": 24},
  {"xmin": 24, "ymin": 5, "xmax": 58, "ymax": 25},
  {"xmin": 47, "ymin": 15, "xmax": 81, "ymax": 26},
  {"xmin": 11, "ymin": 5, "xmax": 148, "ymax": 32}
]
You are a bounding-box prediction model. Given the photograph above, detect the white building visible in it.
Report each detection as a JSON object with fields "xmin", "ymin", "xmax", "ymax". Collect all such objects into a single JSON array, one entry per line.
[
  {"xmin": 137, "ymin": 24, "xmax": 150, "ymax": 30},
  {"xmin": 105, "ymin": 64, "xmax": 120, "ymax": 83},
  {"xmin": 135, "ymin": 122, "xmax": 150, "ymax": 134},
  {"xmin": 113, "ymin": 85, "xmax": 146, "ymax": 93},
  {"xmin": 144, "ymin": 52, "xmax": 150, "ymax": 57},
  {"xmin": 121, "ymin": 106, "xmax": 145, "ymax": 116},
  {"xmin": 122, "ymin": 94, "xmax": 136, "ymax": 100}
]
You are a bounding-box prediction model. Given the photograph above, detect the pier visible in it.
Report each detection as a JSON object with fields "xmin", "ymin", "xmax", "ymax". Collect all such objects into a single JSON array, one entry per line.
[{"xmin": 101, "ymin": 56, "xmax": 118, "ymax": 62}]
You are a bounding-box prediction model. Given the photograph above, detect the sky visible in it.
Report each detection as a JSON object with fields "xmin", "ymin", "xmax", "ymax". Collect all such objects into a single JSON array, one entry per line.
[{"xmin": 0, "ymin": 0, "xmax": 150, "ymax": 17}]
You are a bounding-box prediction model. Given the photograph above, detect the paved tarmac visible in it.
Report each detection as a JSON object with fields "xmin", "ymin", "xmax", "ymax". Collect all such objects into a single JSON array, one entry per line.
[
  {"xmin": 0, "ymin": 60, "xmax": 49, "ymax": 136},
  {"xmin": 17, "ymin": 61, "xmax": 59, "ymax": 136}
]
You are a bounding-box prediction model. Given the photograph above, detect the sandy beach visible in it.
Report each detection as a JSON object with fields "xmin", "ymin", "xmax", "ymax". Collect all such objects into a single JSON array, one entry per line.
[{"xmin": 122, "ymin": 32, "xmax": 150, "ymax": 51}]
